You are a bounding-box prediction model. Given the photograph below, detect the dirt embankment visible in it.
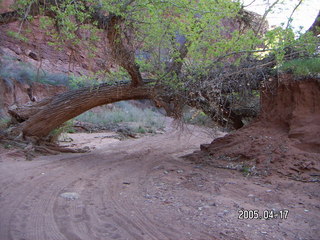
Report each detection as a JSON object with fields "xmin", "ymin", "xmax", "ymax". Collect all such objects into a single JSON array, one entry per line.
[{"xmin": 192, "ymin": 75, "xmax": 320, "ymax": 181}]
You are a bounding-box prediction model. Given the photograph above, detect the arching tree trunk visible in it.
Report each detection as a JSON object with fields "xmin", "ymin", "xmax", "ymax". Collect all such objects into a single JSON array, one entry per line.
[{"xmin": 9, "ymin": 83, "xmax": 155, "ymax": 138}]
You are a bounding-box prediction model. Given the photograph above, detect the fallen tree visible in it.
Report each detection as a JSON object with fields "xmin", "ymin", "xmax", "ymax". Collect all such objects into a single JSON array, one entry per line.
[
  {"xmin": 0, "ymin": 1, "xmax": 318, "ymax": 142},
  {"xmin": 8, "ymin": 82, "xmax": 164, "ymax": 138},
  {"xmin": 1, "ymin": 80, "xmax": 177, "ymax": 155}
]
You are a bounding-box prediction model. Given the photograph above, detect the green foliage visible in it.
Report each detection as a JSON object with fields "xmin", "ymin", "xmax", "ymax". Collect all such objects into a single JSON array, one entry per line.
[
  {"xmin": 240, "ymin": 164, "xmax": 252, "ymax": 176},
  {"xmin": 48, "ymin": 120, "xmax": 75, "ymax": 142},
  {"xmin": 183, "ymin": 108, "xmax": 213, "ymax": 126},
  {"xmin": 135, "ymin": 126, "xmax": 147, "ymax": 134},
  {"xmin": 67, "ymin": 68, "xmax": 132, "ymax": 88},
  {"xmin": 279, "ymin": 57, "xmax": 320, "ymax": 76},
  {"xmin": 68, "ymin": 74, "xmax": 99, "ymax": 89},
  {"xmin": 10, "ymin": 0, "xmax": 319, "ymax": 87},
  {"xmin": 130, "ymin": 0, "xmax": 245, "ymax": 76},
  {"xmin": 103, "ymin": 68, "xmax": 131, "ymax": 84},
  {"xmin": 6, "ymin": 31, "xmax": 29, "ymax": 42}
]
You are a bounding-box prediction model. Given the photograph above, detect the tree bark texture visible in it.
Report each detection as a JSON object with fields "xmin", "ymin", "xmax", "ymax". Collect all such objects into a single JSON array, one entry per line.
[{"xmin": 105, "ymin": 15, "xmax": 143, "ymax": 87}]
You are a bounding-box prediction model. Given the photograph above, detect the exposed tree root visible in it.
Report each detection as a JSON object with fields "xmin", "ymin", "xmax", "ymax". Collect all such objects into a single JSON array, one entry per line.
[{"xmin": 0, "ymin": 134, "xmax": 89, "ymax": 161}]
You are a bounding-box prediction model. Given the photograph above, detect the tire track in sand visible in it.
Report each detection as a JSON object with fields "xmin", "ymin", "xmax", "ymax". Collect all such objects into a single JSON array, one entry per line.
[{"xmin": 0, "ymin": 124, "xmax": 215, "ymax": 240}]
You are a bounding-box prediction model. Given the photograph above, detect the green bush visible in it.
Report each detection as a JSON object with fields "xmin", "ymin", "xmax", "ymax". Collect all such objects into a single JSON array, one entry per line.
[
  {"xmin": 183, "ymin": 108, "xmax": 213, "ymax": 126},
  {"xmin": 279, "ymin": 57, "xmax": 320, "ymax": 77},
  {"xmin": 135, "ymin": 126, "xmax": 147, "ymax": 134},
  {"xmin": 48, "ymin": 120, "xmax": 75, "ymax": 142}
]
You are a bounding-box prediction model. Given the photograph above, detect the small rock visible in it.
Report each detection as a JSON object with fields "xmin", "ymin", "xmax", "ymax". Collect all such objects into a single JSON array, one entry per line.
[
  {"xmin": 164, "ymin": 170, "xmax": 169, "ymax": 174},
  {"xmin": 194, "ymin": 165, "xmax": 203, "ymax": 169},
  {"xmin": 144, "ymin": 194, "xmax": 152, "ymax": 199},
  {"xmin": 152, "ymin": 165, "xmax": 164, "ymax": 170},
  {"xmin": 28, "ymin": 51, "xmax": 39, "ymax": 61},
  {"xmin": 60, "ymin": 192, "xmax": 80, "ymax": 200},
  {"xmin": 248, "ymin": 194, "xmax": 254, "ymax": 197}
]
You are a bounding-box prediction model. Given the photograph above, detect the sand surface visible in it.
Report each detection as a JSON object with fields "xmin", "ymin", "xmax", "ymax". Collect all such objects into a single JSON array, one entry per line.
[{"xmin": 0, "ymin": 122, "xmax": 319, "ymax": 240}]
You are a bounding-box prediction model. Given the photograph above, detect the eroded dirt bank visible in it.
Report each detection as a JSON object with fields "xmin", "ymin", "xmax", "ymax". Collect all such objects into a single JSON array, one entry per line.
[
  {"xmin": 0, "ymin": 122, "xmax": 319, "ymax": 240},
  {"xmin": 195, "ymin": 76, "xmax": 320, "ymax": 181}
]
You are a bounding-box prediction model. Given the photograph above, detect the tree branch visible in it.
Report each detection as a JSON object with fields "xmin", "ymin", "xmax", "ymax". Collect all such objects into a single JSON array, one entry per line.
[
  {"xmin": 104, "ymin": 14, "xmax": 143, "ymax": 87},
  {"xmin": 285, "ymin": 0, "xmax": 303, "ymax": 30}
]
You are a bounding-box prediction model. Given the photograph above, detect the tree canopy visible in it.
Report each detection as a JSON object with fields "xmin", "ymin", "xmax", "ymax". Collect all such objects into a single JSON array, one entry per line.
[{"xmin": 2, "ymin": 0, "xmax": 318, "ymax": 83}]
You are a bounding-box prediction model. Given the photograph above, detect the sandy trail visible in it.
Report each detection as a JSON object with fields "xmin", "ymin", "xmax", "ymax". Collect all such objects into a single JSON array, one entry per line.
[{"xmin": 0, "ymin": 122, "xmax": 319, "ymax": 240}]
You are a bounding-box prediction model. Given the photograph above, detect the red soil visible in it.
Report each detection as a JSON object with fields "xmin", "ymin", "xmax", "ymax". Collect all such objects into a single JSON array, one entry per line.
[
  {"xmin": 1, "ymin": 122, "xmax": 319, "ymax": 240},
  {"xmin": 191, "ymin": 75, "xmax": 320, "ymax": 181}
]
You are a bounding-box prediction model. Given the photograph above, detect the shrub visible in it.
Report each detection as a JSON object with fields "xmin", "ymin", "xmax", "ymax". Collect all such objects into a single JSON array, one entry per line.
[
  {"xmin": 0, "ymin": 57, "xmax": 71, "ymax": 86},
  {"xmin": 279, "ymin": 57, "xmax": 320, "ymax": 77},
  {"xmin": 135, "ymin": 126, "xmax": 147, "ymax": 134},
  {"xmin": 183, "ymin": 107, "xmax": 213, "ymax": 127},
  {"xmin": 48, "ymin": 120, "xmax": 75, "ymax": 142}
]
